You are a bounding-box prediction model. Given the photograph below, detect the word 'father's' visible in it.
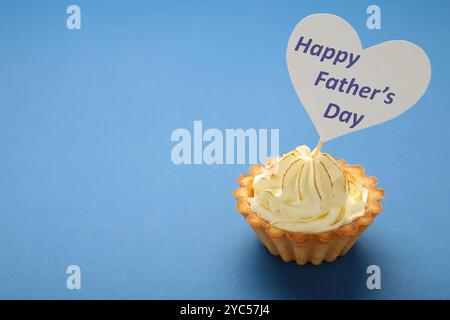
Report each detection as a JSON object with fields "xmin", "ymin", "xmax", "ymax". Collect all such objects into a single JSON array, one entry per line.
[{"xmin": 294, "ymin": 36, "xmax": 361, "ymax": 69}]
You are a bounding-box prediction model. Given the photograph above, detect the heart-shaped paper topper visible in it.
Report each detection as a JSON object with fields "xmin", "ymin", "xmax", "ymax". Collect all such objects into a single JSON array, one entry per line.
[{"xmin": 286, "ymin": 14, "xmax": 431, "ymax": 142}]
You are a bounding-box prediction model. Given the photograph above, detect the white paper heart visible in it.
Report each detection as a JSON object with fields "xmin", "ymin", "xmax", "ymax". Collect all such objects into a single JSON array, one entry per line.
[{"xmin": 286, "ymin": 14, "xmax": 431, "ymax": 141}]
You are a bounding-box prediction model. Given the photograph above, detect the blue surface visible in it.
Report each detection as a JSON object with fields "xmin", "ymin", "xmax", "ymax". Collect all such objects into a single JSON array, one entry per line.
[{"xmin": 0, "ymin": 0, "xmax": 449, "ymax": 299}]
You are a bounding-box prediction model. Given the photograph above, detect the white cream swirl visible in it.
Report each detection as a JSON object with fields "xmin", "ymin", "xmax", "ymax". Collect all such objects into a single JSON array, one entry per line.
[{"xmin": 249, "ymin": 145, "xmax": 368, "ymax": 233}]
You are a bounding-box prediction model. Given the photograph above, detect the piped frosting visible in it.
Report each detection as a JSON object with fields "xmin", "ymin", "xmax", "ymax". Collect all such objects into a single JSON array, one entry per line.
[{"xmin": 249, "ymin": 145, "xmax": 368, "ymax": 233}]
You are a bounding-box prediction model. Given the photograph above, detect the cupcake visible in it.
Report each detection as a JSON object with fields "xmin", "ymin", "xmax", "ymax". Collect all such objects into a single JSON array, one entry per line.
[{"xmin": 233, "ymin": 143, "xmax": 384, "ymax": 265}]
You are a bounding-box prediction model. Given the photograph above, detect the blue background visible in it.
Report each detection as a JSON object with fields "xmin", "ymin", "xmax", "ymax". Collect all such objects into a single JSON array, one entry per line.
[{"xmin": 0, "ymin": 0, "xmax": 449, "ymax": 299}]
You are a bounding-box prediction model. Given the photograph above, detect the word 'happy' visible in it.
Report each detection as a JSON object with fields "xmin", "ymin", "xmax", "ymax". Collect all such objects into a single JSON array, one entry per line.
[{"xmin": 295, "ymin": 36, "xmax": 361, "ymax": 69}]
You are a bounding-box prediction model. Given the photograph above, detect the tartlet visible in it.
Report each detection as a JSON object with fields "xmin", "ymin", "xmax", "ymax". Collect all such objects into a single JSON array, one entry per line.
[{"xmin": 233, "ymin": 145, "xmax": 384, "ymax": 265}]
